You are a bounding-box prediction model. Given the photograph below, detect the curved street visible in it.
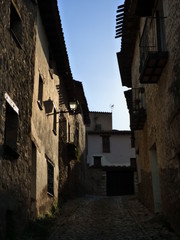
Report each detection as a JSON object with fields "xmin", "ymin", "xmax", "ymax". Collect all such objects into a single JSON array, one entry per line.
[{"xmin": 48, "ymin": 195, "xmax": 179, "ymax": 240}]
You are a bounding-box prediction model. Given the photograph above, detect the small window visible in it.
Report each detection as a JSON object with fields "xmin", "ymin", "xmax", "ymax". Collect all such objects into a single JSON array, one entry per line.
[
  {"xmin": 93, "ymin": 156, "xmax": 102, "ymax": 168},
  {"xmin": 4, "ymin": 101, "xmax": 19, "ymax": 157},
  {"xmin": 49, "ymin": 49, "xmax": 54, "ymax": 79},
  {"xmin": 32, "ymin": 142, "xmax": 37, "ymax": 172},
  {"xmin": 53, "ymin": 107, "xmax": 57, "ymax": 135},
  {"xmin": 68, "ymin": 123, "xmax": 70, "ymax": 142},
  {"xmin": 95, "ymin": 124, "xmax": 101, "ymax": 131},
  {"xmin": 156, "ymin": 0, "xmax": 166, "ymax": 51},
  {"xmin": 31, "ymin": 142, "xmax": 37, "ymax": 202},
  {"xmin": 130, "ymin": 158, "xmax": 137, "ymax": 170},
  {"xmin": 102, "ymin": 135, "xmax": 110, "ymax": 153},
  {"xmin": 74, "ymin": 122, "xmax": 79, "ymax": 146},
  {"xmin": 10, "ymin": 1, "xmax": 22, "ymax": 46},
  {"xmin": 47, "ymin": 158, "xmax": 54, "ymax": 196},
  {"xmin": 37, "ymin": 74, "xmax": 43, "ymax": 110}
]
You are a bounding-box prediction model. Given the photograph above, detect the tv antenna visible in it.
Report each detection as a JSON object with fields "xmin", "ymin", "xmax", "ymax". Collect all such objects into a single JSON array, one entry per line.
[{"xmin": 110, "ymin": 104, "xmax": 114, "ymax": 113}]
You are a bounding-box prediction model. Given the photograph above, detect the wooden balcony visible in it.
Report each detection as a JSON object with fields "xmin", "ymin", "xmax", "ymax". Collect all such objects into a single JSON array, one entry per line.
[
  {"xmin": 139, "ymin": 17, "xmax": 168, "ymax": 84},
  {"xmin": 139, "ymin": 51, "xmax": 168, "ymax": 84},
  {"xmin": 124, "ymin": 88, "xmax": 146, "ymax": 131},
  {"xmin": 130, "ymin": 108, "xmax": 146, "ymax": 130}
]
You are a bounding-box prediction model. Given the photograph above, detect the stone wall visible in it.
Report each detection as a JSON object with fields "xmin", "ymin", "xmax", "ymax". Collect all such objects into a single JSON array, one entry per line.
[
  {"xmin": 137, "ymin": 171, "xmax": 154, "ymax": 211},
  {"xmin": 0, "ymin": 0, "xmax": 88, "ymax": 238},
  {"xmin": 58, "ymin": 114, "xmax": 87, "ymax": 199},
  {"xmin": 86, "ymin": 168, "xmax": 106, "ymax": 196},
  {"xmin": 58, "ymin": 79, "xmax": 87, "ymax": 200},
  {"xmin": 30, "ymin": 8, "xmax": 60, "ymax": 217},
  {"xmin": 130, "ymin": 0, "xmax": 180, "ymax": 234},
  {"xmin": 0, "ymin": 0, "xmax": 36, "ymax": 238}
]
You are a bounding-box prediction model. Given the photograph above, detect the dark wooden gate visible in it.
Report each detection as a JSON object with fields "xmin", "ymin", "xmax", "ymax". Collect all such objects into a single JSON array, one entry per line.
[{"xmin": 106, "ymin": 170, "xmax": 134, "ymax": 196}]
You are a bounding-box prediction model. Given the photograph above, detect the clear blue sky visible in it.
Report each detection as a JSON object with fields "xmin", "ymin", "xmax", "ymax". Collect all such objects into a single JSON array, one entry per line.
[{"xmin": 57, "ymin": 0, "xmax": 130, "ymax": 130}]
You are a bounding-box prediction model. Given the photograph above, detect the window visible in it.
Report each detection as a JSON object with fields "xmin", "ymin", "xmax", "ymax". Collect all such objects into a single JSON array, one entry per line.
[
  {"xmin": 53, "ymin": 107, "xmax": 57, "ymax": 135},
  {"xmin": 47, "ymin": 158, "xmax": 54, "ymax": 196},
  {"xmin": 130, "ymin": 158, "xmax": 137, "ymax": 170},
  {"xmin": 60, "ymin": 119, "xmax": 68, "ymax": 142},
  {"xmin": 155, "ymin": 0, "xmax": 166, "ymax": 51},
  {"xmin": 74, "ymin": 122, "xmax": 79, "ymax": 146},
  {"xmin": 37, "ymin": 74, "xmax": 43, "ymax": 109},
  {"xmin": 68, "ymin": 123, "xmax": 70, "ymax": 142},
  {"xmin": 10, "ymin": 1, "xmax": 22, "ymax": 46},
  {"xmin": 102, "ymin": 135, "xmax": 110, "ymax": 153},
  {"xmin": 4, "ymin": 97, "xmax": 19, "ymax": 158},
  {"xmin": 93, "ymin": 156, "xmax": 102, "ymax": 168},
  {"xmin": 31, "ymin": 142, "xmax": 37, "ymax": 203},
  {"xmin": 49, "ymin": 49, "xmax": 54, "ymax": 79},
  {"xmin": 139, "ymin": 6, "xmax": 168, "ymax": 84},
  {"xmin": 95, "ymin": 124, "xmax": 101, "ymax": 131}
]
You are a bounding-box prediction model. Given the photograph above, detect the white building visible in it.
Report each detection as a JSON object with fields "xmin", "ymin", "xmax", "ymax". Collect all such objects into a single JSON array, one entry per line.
[
  {"xmin": 86, "ymin": 112, "xmax": 135, "ymax": 167},
  {"xmin": 86, "ymin": 112, "xmax": 136, "ymax": 196}
]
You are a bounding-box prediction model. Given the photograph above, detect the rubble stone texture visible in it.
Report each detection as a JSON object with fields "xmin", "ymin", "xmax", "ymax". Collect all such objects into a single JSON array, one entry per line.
[
  {"xmin": 0, "ymin": 0, "xmax": 36, "ymax": 237},
  {"xmin": 119, "ymin": 0, "xmax": 180, "ymax": 235}
]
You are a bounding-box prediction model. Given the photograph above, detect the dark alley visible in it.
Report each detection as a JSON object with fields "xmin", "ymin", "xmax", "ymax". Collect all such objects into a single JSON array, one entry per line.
[{"xmin": 47, "ymin": 195, "xmax": 179, "ymax": 240}]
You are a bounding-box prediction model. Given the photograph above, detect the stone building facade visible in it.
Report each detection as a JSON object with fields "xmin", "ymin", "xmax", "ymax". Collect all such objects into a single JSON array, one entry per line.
[
  {"xmin": 0, "ymin": 0, "xmax": 90, "ymax": 238},
  {"xmin": 30, "ymin": 6, "xmax": 61, "ymax": 217},
  {"xmin": 117, "ymin": 0, "xmax": 180, "ymax": 235},
  {"xmin": 58, "ymin": 79, "xmax": 90, "ymax": 199},
  {"xmin": 0, "ymin": 0, "xmax": 36, "ymax": 238}
]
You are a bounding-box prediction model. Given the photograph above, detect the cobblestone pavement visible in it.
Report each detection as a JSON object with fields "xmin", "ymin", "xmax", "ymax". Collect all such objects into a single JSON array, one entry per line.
[{"xmin": 48, "ymin": 195, "xmax": 179, "ymax": 240}]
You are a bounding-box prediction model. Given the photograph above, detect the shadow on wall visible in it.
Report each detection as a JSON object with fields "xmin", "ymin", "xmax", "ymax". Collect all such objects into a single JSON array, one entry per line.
[
  {"xmin": 0, "ymin": 190, "xmax": 30, "ymax": 240},
  {"xmin": 58, "ymin": 114, "xmax": 87, "ymax": 201},
  {"xmin": 58, "ymin": 141, "xmax": 86, "ymax": 201}
]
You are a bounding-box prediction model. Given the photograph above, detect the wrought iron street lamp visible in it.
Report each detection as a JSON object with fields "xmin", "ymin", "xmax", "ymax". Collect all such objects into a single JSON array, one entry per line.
[
  {"xmin": 59, "ymin": 100, "xmax": 78, "ymax": 114},
  {"xmin": 45, "ymin": 99, "xmax": 78, "ymax": 116}
]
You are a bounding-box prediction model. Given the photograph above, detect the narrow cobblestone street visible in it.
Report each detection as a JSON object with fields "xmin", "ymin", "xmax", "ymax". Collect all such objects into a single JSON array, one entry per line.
[{"xmin": 48, "ymin": 195, "xmax": 179, "ymax": 240}]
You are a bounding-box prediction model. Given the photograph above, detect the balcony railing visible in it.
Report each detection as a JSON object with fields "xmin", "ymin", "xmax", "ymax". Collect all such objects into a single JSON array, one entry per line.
[
  {"xmin": 125, "ymin": 88, "xmax": 146, "ymax": 130},
  {"xmin": 139, "ymin": 17, "xmax": 168, "ymax": 84}
]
